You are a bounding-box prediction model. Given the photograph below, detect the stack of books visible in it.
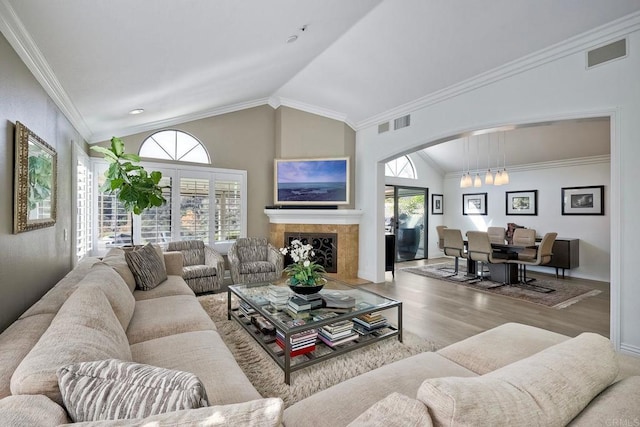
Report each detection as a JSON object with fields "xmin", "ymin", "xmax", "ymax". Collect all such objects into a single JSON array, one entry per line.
[
  {"xmin": 265, "ymin": 286, "xmax": 290, "ymax": 312},
  {"xmin": 318, "ymin": 320, "xmax": 358, "ymax": 347},
  {"xmin": 321, "ymin": 291, "xmax": 356, "ymax": 312},
  {"xmin": 285, "ymin": 296, "xmax": 312, "ymax": 320},
  {"xmin": 292, "ymin": 292, "xmax": 323, "ymax": 309},
  {"xmin": 275, "ymin": 326, "xmax": 318, "ymax": 357},
  {"xmin": 352, "ymin": 312, "xmax": 388, "ymax": 335}
]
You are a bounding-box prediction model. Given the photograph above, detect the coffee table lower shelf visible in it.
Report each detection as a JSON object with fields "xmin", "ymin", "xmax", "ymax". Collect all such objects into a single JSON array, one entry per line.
[{"xmin": 228, "ymin": 308, "xmax": 402, "ymax": 385}]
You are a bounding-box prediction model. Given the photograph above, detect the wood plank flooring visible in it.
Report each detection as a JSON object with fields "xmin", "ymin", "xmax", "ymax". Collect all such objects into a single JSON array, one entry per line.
[{"xmin": 360, "ymin": 257, "xmax": 610, "ymax": 349}]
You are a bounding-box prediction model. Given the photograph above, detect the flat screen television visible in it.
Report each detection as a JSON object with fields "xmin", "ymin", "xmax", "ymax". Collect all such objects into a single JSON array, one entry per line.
[{"xmin": 274, "ymin": 157, "xmax": 350, "ymax": 206}]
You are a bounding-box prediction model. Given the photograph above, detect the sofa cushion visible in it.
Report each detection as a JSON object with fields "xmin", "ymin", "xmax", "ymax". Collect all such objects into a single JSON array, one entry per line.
[
  {"xmin": 239, "ymin": 261, "xmax": 275, "ymax": 274},
  {"xmin": 63, "ymin": 398, "xmax": 284, "ymax": 427},
  {"xmin": 417, "ymin": 332, "xmax": 618, "ymax": 427},
  {"xmin": 125, "ymin": 243, "xmax": 168, "ymax": 290},
  {"xmin": 283, "ymin": 352, "xmax": 476, "ymax": 427},
  {"xmin": 132, "ymin": 275, "xmax": 194, "ymax": 301},
  {"xmin": 568, "ymin": 376, "xmax": 640, "ymax": 426},
  {"xmin": 0, "ymin": 394, "xmax": 70, "ymax": 426},
  {"xmin": 80, "ymin": 263, "xmax": 135, "ymax": 330},
  {"xmin": 0, "ymin": 313, "xmax": 55, "ymax": 399},
  {"xmin": 130, "ymin": 330, "xmax": 262, "ymax": 405},
  {"xmin": 102, "ymin": 248, "xmax": 137, "ymax": 293},
  {"xmin": 10, "ymin": 287, "xmax": 132, "ymax": 404},
  {"xmin": 126, "ymin": 295, "xmax": 216, "ymax": 344},
  {"xmin": 347, "ymin": 392, "xmax": 433, "ymax": 427},
  {"xmin": 437, "ymin": 322, "xmax": 569, "ymax": 374},
  {"xmin": 58, "ymin": 359, "xmax": 209, "ymax": 422}
]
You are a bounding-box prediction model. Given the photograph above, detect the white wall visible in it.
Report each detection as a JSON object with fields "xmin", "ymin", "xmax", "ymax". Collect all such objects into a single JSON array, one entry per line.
[
  {"xmin": 356, "ymin": 20, "xmax": 640, "ymax": 354},
  {"xmin": 443, "ymin": 159, "xmax": 610, "ymax": 281}
]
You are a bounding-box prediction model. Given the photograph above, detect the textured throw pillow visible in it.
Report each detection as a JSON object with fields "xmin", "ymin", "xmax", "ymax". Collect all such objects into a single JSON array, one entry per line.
[
  {"xmin": 125, "ymin": 243, "xmax": 167, "ymax": 290},
  {"xmin": 57, "ymin": 359, "xmax": 209, "ymax": 422},
  {"xmin": 417, "ymin": 332, "xmax": 618, "ymax": 426}
]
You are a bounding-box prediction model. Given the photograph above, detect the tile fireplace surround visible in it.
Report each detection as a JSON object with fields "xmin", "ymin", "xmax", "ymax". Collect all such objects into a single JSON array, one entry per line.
[{"xmin": 264, "ymin": 209, "xmax": 363, "ymax": 280}]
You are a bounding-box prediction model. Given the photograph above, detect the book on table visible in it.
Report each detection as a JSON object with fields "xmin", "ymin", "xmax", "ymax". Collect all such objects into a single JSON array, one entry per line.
[
  {"xmin": 318, "ymin": 328, "xmax": 354, "ymax": 341},
  {"xmin": 321, "ymin": 291, "xmax": 356, "ymax": 309},
  {"xmin": 288, "ymin": 297, "xmax": 312, "ymax": 311},
  {"xmin": 293, "ymin": 292, "xmax": 322, "ymax": 301},
  {"xmin": 317, "ymin": 332, "xmax": 359, "ymax": 348}
]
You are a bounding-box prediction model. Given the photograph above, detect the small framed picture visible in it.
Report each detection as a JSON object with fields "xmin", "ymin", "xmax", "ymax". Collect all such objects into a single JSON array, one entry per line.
[
  {"xmin": 432, "ymin": 194, "xmax": 443, "ymax": 215},
  {"xmin": 506, "ymin": 190, "xmax": 538, "ymax": 216},
  {"xmin": 462, "ymin": 193, "xmax": 487, "ymax": 216},
  {"xmin": 562, "ymin": 185, "xmax": 605, "ymax": 215}
]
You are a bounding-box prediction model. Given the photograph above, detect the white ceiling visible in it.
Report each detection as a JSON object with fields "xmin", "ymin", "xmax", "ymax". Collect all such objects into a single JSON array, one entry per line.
[{"xmin": 1, "ymin": 0, "xmax": 639, "ymax": 145}]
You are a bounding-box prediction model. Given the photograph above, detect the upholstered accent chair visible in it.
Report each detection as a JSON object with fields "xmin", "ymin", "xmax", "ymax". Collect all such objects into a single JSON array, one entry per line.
[
  {"xmin": 166, "ymin": 240, "xmax": 225, "ymax": 294},
  {"xmin": 228, "ymin": 237, "xmax": 284, "ymax": 284}
]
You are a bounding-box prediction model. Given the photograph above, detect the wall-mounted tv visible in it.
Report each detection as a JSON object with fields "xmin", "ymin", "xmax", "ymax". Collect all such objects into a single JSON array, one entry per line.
[{"xmin": 274, "ymin": 157, "xmax": 350, "ymax": 206}]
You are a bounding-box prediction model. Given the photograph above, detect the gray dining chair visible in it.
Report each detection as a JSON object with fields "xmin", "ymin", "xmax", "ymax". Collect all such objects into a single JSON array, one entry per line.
[
  {"xmin": 442, "ymin": 228, "xmax": 466, "ymax": 277},
  {"xmin": 512, "ymin": 228, "xmax": 537, "ymax": 282},
  {"xmin": 466, "ymin": 231, "xmax": 508, "ymax": 284},
  {"xmin": 509, "ymin": 232, "xmax": 558, "ymax": 286}
]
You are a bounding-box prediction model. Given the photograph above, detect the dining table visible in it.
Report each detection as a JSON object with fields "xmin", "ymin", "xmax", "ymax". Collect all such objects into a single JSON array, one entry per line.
[{"xmin": 465, "ymin": 241, "xmax": 538, "ymax": 285}]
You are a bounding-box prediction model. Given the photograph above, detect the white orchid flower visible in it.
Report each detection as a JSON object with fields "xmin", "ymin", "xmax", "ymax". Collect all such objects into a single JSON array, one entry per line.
[{"xmin": 303, "ymin": 260, "xmax": 310, "ymax": 267}]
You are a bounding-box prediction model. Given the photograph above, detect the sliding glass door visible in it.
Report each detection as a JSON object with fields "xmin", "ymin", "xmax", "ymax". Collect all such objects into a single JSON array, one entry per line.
[{"xmin": 385, "ymin": 186, "xmax": 428, "ymax": 261}]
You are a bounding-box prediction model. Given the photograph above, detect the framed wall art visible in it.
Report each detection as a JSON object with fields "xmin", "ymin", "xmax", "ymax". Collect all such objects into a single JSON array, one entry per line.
[
  {"xmin": 561, "ymin": 185, "xmax": 604, "ymax": 215},
  {"xmin": 462, "ymin": 193, "xmax": 487, "ymax": 216},
  {"xmin": 14, "ymin": 121, "xmax": 57, "ymax": 233},
  {"xmin": 506, "ymin": 190, "xmax": 538, "ymax": 215},
  {"xmin": 431, "ymin": 194, "xmax": 443, "ymax": 215}
]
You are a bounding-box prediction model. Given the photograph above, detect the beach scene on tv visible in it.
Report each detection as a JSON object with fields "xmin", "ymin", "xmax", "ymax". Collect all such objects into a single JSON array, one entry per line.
[{"xmin": 277, "ymin": 159, "xmax": 348, "ymax": 203}]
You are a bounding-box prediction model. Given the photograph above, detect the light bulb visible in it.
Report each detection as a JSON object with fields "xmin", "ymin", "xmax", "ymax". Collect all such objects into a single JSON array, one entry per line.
[
  {"xmin": 474, "ymin": 174, "xmax": 482, "ymax": 188},
  {"xmin": 485, "ymin": 170, "xmax": 494, "ymax": 185},
  {"xmin": 494, "ymin": 170, "xmax": 503, "ymax": 186},
  {"xmin": 502, "ymin": 169, "xmax": 510, "ymax": 185}
]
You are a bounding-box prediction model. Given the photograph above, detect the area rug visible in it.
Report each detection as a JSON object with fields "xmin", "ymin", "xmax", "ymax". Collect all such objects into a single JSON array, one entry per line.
[
  {"xmin": 402, "ymin": 263, "xmax": 601, "ymax": 309},
  {"xmin": 198, "ymin": 293, "xmax": 437, "ymax": 407}
]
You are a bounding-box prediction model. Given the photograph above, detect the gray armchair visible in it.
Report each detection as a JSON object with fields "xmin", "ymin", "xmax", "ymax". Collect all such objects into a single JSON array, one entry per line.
[
  {"xmin": 228, "ymin": 237, "xmax": 284, "ymax": 284},
  {"xmin": 166, "ymin": 240, "xmax": 225, "ymax": 294}
]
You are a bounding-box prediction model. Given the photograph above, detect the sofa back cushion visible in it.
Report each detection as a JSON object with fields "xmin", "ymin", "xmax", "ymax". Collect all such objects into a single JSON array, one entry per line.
[
  {"xmin": 102, "ymin": 248, "xmax": 137, "ymax": 293},
  {"xmin": 80, "ymin": 263, "xmax": 135, "ymax": 330},
  {"xmin": 10, "ymin": 287, "xmax": 132, "ymax": 405},
  {"xmin": 417, "ymin": 332, "xmax": 618, "ymax": 427}
]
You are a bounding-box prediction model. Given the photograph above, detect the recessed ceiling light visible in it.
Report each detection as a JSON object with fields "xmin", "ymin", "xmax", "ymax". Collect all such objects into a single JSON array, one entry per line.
[
  {"xmin": 286, "ymin": 35, "xmax": 298, "ymax": 44},
  {"xmin": 129, "ymin": 108, "xmax": 144, "ymax": 115}
]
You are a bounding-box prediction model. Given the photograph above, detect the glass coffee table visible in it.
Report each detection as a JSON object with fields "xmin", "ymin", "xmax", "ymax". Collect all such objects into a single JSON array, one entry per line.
[{"xmin": 228, "ymin": 278, "xmax": 402, "ymax": 384}]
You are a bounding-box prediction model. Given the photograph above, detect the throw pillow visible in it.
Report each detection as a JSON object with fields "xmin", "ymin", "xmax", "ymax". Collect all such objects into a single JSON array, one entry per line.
[
  {"xmin": 57, "ymin": 359, "xmax": 209, "ymax": 422},
  {"xmin": 125, "ymin": 243, "xmax": 167, "ymax": 290},
  {"xmin": 417, "ymin": 332, "xmax": 618, "ymax": 426}
]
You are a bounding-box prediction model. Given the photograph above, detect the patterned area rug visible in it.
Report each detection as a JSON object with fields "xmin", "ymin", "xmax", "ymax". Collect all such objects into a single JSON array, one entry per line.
[
  {"xmin": 402, "ymin": 262, "xmax": 601, "ymax": 309},
  {"xmin": 198, "ymin": 293, "xmax": 437, "ymax": 407}
]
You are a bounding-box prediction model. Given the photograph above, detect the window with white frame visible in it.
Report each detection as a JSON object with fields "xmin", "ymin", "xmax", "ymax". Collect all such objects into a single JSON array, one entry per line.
[
  {"xmin": 91, "ymin": 161, "xmax": 246, "ymax": 256},
  {"xmin": 74, "ymin": 147, "xmax": 93, "ymax": 262},
  {"xmin": 139, "ymin": 130, "xmax": 210, "ymax": 164},
  {"xmin": 385, "ymin": 155, "xmax": 417, "ymax": 179}
]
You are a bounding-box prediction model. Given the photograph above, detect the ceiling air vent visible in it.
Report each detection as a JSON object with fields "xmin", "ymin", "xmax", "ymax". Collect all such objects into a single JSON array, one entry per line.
[
  {"xmin": 378, "ymin": 122, "xmax": 390, "ymax": 134},
  {"xmin": 587, "ymin": 38, "xmax": 627, "ymax": 69},
  {"xmin": 394, "ymin": 114, "xmax": 411, "ymax": 130}
]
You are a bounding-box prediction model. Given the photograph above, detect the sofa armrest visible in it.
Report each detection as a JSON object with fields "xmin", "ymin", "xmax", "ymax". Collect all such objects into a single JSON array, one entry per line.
[
  {"xmin": 205, "ymin": 246, "xmax": 225, "ymax": 276},
  {"xmin": 267, "ymin": 244, "xmax": 284, "ymax": 273},
  {"xmin": 227, "ymin": 243, "xmax": 241, "ymax": 284},
  {"xmin": 163, "ymin": 251, "xmax": 184, "ymax": 276},
  {"xmin": 0, "ymin": 395, "xmax": 70, "ymax": 426}
]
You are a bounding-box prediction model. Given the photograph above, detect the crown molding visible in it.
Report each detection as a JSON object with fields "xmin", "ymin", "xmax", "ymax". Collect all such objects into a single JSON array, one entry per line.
[
  {"xmin": 270, "ymin": 96, "xmax": 355, "ymax": 129},
  {"xmin": 356, "ymin": 11, "xmax": 640, "ymax": 131},
  {"xmin": 88, "ymin": 98, "xmax": 271, "ymax": 143},
  {"xmin": 0, "ymin": 0, "xmax": 92, "ymax": 138},
  {"xmin": 445, "ymin": 155, "xmax": 611, "ymax": 179}
]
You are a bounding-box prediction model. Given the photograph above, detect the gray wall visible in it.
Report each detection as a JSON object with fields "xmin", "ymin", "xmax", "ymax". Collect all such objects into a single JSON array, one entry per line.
[{"xmin": 0, "ymin": 32, "xmax": 81, "ymax": 332}]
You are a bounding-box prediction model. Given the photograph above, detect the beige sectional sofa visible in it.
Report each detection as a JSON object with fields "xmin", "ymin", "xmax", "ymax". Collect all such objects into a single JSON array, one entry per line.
[{"xmin": 1, "ymin": 246, "xmax": 639, "ymax": 426}]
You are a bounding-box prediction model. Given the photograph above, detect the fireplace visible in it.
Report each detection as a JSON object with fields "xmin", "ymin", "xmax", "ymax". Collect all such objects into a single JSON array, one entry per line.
[
  {"xmin": 265, "ymin": 209, "xmax": 362, "ymax": 280},
  {"xmin": 284, "ymin": 232, "xmax": 337, "ymax": 273}
]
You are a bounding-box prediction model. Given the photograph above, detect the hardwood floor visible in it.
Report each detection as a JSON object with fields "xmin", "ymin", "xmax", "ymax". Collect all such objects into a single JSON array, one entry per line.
[{"xmin": 361, "ymin": 257, "xmax": 610, "ymax": 349}]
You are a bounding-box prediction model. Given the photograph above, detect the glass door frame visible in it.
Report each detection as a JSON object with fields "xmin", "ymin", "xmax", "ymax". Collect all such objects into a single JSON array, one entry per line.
[{"xmin": 385, "ymin": 185, "xmax": 428, "ymax": 262}]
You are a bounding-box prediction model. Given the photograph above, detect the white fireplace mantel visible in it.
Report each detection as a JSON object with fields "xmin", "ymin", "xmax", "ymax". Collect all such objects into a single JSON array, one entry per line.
[{"xmin": 264, "ymin": 209, "xmax": 363, "ymax": 225}]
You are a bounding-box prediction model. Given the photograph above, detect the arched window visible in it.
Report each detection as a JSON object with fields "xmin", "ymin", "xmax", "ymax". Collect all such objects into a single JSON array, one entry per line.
[
  {"xmin": 385, "ymin": 155, "xmax": 416, "ymax": 179},
  {"xmin": 139, "ymin": 130, "xmax": 210, "ymax": 164}
]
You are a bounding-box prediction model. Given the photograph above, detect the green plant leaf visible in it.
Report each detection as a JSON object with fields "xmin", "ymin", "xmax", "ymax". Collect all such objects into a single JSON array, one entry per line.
[
  {"xmin": 150, "ymin": 171, "xmax": 162, "ymax": 184},
  {"xmin": 110, "ymin": 137, "xmax": 125, "ymax": 156},
  {"xmin": 90, "ymin": 145, "xmax": 118, "ymax": 162},
  {"xmin": 121, "ymin": 153, "xmax": 140, "ymax": 162}
]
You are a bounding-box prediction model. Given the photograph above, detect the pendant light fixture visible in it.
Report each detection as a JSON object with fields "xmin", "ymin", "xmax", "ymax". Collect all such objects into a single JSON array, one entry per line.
[
  {"xmin": 494, "ymin": 135, "xmax": 503, "ymax": 186},
  {"xmin": 473, "ymin": 136, "xmax": 482, "ymax": 187},
  {"xmin": 459, "ymin": 137, "xmax": 468, "ymax": 188},
  {"xmin": 484, "ymin": 133, "xmax": 494, "ymax": 185},
  {"xmin": 501, "ymin": 132, "xmax": 510, "ymax": 185}
]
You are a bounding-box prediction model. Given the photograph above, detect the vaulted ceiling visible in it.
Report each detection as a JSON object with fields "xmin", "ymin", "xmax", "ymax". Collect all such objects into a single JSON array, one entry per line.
[{"xmin": 1, "ymin": 0, "xmax": 639, "ymax": 148}]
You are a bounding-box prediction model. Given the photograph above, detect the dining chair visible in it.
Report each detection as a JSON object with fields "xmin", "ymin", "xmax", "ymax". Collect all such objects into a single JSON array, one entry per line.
[
  {"xmin": 509, "ymin": 232, "xmax": 558, "ymax": 287},
  {"xmin": 466, "ymin": 231, "xmax": 508, "ymax": 284},
  {"xmin": 442, "ymin": 228, "xmax": 466, "ymax": 277},
  {"xmin": 512, "ymin": 228, "xmax": 537, "ymax": 282},
  {"xmin": 487, "ymin": 226, "xmax": 506, "ymax": 244},
  {"xmin": 436, "ymin": 225, "xmax": 448, "ymax": 251}
]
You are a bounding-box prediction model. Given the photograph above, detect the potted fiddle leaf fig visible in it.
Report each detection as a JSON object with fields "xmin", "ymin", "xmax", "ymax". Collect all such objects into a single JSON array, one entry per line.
[{"xmin": 91, "ymin": 137, "xmax": 167, "ymax": 245}]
